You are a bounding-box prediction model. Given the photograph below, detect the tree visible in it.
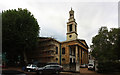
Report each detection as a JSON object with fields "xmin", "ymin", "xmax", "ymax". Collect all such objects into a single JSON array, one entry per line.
[
  {"xmin": 91, "ymin": 27, "xmax": 120, "ymax": 73},
  {"xmin": 108, "ymin": 28, "xmax": 120, "ymax": 60},
  {"xmin": 91, "ymin": 27, "xmax": 110, "ymax": 61},
  {"xmin": 2, "ymin": 8, "xmax": 39, "ymax": 66}
]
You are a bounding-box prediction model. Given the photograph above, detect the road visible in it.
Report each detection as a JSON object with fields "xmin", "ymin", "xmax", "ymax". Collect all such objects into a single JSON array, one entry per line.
[
  {"xmin": 60, "ymin": 68, "xmax": 100, "ymax": 75},
  {"xmin": 2, "ymin": 68, "xmax": 120, "ymax": 75},
  {"xmin": 24, "ymin": 68, "xmax": 110, "ymax": 75}
]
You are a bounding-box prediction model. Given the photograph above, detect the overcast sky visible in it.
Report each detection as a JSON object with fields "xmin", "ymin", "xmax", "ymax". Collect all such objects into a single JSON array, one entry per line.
[{"xmin": 0, "ymin": 0, "xmax": 119, "ymax": 49}]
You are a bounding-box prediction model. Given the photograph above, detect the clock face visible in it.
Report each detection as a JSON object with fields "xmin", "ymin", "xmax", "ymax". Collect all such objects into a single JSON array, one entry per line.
[{"xmin": 69, "ymin": 35, "xmax": 72, "ymax": 38}]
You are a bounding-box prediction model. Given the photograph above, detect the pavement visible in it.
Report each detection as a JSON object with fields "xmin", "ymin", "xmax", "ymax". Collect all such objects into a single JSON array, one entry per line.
[
  {"xmin": 2, "ymin": 67, "xmax": 96, "ymax": 75},
  {"xmin": 2, "ymin": 67, "xmax": 36, "ymax": 75},
  {"xmin": 80, "ymin": 68, "xmax": 96, "ymax": 73},
  {"xmin": 3, "ymin": 67, "xmax": 118, "ymax": 75}
]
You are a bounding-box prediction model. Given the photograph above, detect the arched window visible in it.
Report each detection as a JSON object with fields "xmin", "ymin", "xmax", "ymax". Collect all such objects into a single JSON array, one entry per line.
[
  {"xmin": 56, "ymin": 58, "xmax": 58, "ymax": 61},
  {"xmin": 70, "ymin": 14, "xmax": 73, "ymax": 17},
  {"xmin": 62, "ymin": 58, "xmax": 65, "ymax": 61}
]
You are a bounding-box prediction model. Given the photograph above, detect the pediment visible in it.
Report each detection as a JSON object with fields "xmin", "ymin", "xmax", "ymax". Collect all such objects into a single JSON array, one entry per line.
[{"xmin": 77, "ymin": 39, "xmax": 89, "ymax": 48}]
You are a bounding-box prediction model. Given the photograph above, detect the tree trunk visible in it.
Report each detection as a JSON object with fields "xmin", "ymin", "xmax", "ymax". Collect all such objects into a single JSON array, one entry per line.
[{"xmin": 23, "ymin": 50, "xmax": 28, "ymax": 64}]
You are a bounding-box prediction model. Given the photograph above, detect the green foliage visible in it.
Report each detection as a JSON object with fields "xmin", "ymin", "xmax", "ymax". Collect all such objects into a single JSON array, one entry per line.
[
  {"xmin": 97, "ymin": 61, "xmax": 120, "ymax": 73},
  {"xmin": 2, "ymin": 8, "xmax": 39, "ymax": 66},
  {"xmin": 91, "ymin": 26, "xmax": 120, "ymax": 73}
]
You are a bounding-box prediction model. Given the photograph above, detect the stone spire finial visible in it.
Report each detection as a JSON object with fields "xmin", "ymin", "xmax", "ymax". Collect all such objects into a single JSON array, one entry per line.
[
  {"xmin": 71, "ymin": 7, "xmax": 72, "ymax": 11},
  {"xmin": 70, "ymin": 7, "xmax": 74, "ymax": 13},
  {"xmin": 70, "ymin": 7, "xmax": 74, "ymax": 12}
]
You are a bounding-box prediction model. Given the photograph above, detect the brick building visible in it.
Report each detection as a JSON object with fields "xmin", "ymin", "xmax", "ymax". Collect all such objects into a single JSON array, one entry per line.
[{"xmin": 27, "ymin": 8, "xmax": 88, "ymax": 72}]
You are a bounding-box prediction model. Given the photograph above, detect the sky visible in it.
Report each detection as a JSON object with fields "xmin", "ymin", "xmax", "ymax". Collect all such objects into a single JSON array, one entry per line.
[{"xmin": 0, "ymin": 0, "xmax": 119, "ymax": 49}]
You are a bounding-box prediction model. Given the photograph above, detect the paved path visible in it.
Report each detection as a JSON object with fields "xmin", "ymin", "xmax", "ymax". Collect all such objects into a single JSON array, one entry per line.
[
  {"xmin": 60, "ymin": 68, "xmax": 97, "ymax": 75},
  {"xmin": 2, "ymin": 67, "xmax": 36, "ymax": 75},
  {"xmin": 80, "ymin": 68, "xmax": 96, "ymax": 73},
  {"xmin": 2, "ymin": 67, "xmax": 95, "ymax": 75},
  {"xmin": 4, "ymin": 67, "xmax": 120, "ymax": 75}
]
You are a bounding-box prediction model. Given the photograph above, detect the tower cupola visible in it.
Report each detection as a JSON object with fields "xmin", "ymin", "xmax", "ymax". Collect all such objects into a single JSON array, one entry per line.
[{"xmin": 66, "ymin": 8, "xmax": 78, "ymax": 41}]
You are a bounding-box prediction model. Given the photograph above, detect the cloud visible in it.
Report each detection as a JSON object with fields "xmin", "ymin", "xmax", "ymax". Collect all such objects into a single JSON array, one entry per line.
[
  {"xmin": 74, "ymin": 2, "xmax": 118, "ymax": 45},
  {"xmin": 0, "ymin": 1, "xmax": 118, "ymax": 48}
]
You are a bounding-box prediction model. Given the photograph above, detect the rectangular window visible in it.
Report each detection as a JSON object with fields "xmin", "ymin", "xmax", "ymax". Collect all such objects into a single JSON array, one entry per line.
[
  {"xmin": 73, "ymin": 58, "xmax": 75, "ymax": 63},
  {"xmin": 70, "ymin": 58, "xmax": 72, "ymax": 64},
  {"xmin": 62, "ymin": 47, "xmax": 65, "ymax": 54},
  {"xmin": 56, "ymin": 47, "xmax": 58, "ymax": 54},
  {"xmin": 75, "ymin": 25, "xmax": 76, "ymax": 31},
  {"xmin": 69, "ymin": 47, "xmax": 72, "ymax": 55},
  {"xmin": 69, "ymin": 24, "xmax": 72, "ymax": 32},
  {"xmin": 73, "ymin": 48, "xmax": 75, "ymax": 56}
]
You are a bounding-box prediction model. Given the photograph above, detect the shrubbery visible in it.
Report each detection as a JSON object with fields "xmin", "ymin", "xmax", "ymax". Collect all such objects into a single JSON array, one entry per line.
[{"xmin": 97, "ymin": 61, "xmax": 120, "ymax": 73}]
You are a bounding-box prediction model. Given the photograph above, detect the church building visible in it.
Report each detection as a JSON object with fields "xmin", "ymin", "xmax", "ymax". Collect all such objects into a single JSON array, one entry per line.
[
  {"xmin": 60, "ymin": 8, "xmax": 88, "ymax": 71},
  {"xmin": 26, "ymin": 8, "xmax": 88, "ymax": 72}
]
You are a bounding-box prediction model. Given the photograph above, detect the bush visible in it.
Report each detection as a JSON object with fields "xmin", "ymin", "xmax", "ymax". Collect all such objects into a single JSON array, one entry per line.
[{"xmin": 97, "ymin": 61, "xmax": 120, "ymax": 73}]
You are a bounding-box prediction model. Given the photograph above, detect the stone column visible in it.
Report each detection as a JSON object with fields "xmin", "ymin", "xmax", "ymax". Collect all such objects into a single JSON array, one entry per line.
[
  {"xmin": 75, "ymin": 46, "xmax": 78, "ymax": 62},
  {"xmin": 67, "ymin": 25, "xmax": 69, "ymax": 32},
  {"xmin": 79, "ymin": 47, "xmax": 81, "ymax": 65},
  {"xmin": 75, "ymin": 46, "xmax": 80, "ymax": 72}
]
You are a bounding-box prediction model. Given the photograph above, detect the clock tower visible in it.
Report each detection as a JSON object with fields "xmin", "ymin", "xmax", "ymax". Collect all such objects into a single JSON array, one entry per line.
[{"xmin": 67, "ymin": 8, "xmax": 78, "ymax": 41}]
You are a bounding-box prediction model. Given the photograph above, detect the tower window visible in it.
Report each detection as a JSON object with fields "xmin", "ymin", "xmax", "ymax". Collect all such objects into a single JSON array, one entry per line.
[
  {"xmin": 69, "ymin": 24, "xmax": 72, "ymax": 32},
  {"xmin": 69, "ymin": 35, "xmax": 72, "ymax": 38},
  {"xmin": 62, "ymin": 47, "xmax": 65, "ymax": 54},
  {"xmin": 70, "ymin": 14, "xmax": 73, "ymax": 17},
  {"xmin": 75, "ymin": 25, "xmax": 76, "ymax": 31}
]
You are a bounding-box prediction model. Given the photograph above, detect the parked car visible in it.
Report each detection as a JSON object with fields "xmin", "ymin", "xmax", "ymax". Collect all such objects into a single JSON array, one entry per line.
[
  {"xmin": 88, "ymin": 63, "xmax": 94, "ymax": 70},
  {"xmin": 36, "ymin": 65, "xmax": 63, "ymax": 75},
  {"xmin": 80, "ymin": 64, "xmax": 86, "ymax": 68},
  {"xmin": 2, "ymin": 70, "xmax": 26, "ymax": 75},
  {"xmin": 26, "ymin": 64, "xmax": 38, "ymax": 72}
]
